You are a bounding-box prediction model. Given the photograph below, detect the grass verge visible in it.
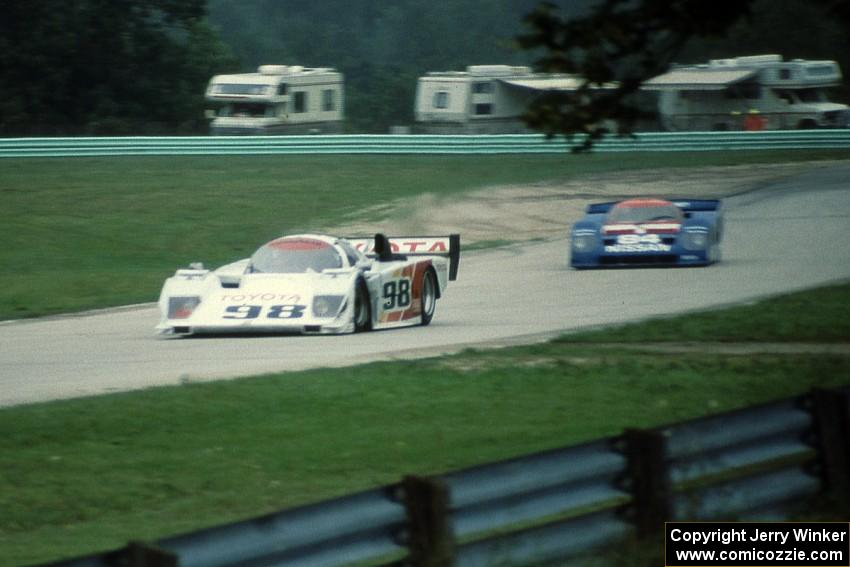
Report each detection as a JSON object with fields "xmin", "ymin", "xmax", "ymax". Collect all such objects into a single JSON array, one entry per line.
[
  {"xmin": 2, "ymin": 149, "xmax": 849, "ymax": 320},
  {"xmin": 1, "ymin": 281, "xmax": 848, "ymax": 565}
]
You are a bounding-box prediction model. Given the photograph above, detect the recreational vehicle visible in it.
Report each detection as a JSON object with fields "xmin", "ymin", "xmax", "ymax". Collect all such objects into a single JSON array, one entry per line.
[
  {"xmin": 414, "ymin": 65, "xmax": 602, "ymax": 134},
  {"xmin": 643, "ymin": 54, "xmax": 850, "ymax": 131},
  {"xmin": 205, "ymin": 65, "xmax": 344, "ymax": 135}
]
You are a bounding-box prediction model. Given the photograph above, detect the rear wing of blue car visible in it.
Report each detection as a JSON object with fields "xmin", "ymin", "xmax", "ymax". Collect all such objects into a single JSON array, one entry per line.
[
  {"xmin": 671, "ymin": 199, "xmax": 721, "ymax": 212},
  {"xmin": 586, "ymin": 199, "xmax": 721, "ymax": 214}
]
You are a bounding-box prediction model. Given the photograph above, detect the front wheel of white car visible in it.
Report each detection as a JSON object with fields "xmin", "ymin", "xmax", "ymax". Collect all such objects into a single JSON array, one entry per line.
[
  {"xmin": 420, "ymin": 269, "xmax": 437, "ymax": 326},
  {"xmin": 354, "ymin": 280, "xmax": 372, "ymax": 332}
]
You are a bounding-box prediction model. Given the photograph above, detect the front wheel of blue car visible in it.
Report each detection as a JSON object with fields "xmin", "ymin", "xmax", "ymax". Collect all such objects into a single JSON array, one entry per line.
[
  {"xmin": 708, "ymin": 229, "xmax": 722, "ymax": 264},
  {"xmin": 708, "ymin": 243, "xmax": 721, "ymax": 264}
]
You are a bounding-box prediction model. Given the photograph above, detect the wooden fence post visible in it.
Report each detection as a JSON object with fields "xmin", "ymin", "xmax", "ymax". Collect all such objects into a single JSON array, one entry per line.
[
  {"xmin": 401, "ymin": 475, "xmax": 455, "ymax": 567},
  {"xmin": 124, "ymin": 541, "xmax": 177, "ymax": 567},
  {"xmin": 810, "ymin": 388, "xmax": 850, "ymax": 504},
  {"xmin": 624, "ymin": 428, "xmax": 671, "ymax": 538}
]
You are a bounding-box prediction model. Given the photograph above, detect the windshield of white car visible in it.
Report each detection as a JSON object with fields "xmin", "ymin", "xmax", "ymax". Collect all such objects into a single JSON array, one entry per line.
[
  {"xmin": 250, "ymin": 238, "xmax": 343, "ymax": 273},
  {"xmin": 607, "ymin": 205, "xmax": 682, "ymax": 224}
]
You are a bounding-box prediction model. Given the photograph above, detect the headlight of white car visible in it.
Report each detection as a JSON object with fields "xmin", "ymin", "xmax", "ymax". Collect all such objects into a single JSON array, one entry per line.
[
  {"xmin": 168, "ymin": 296, "xmax": 201, "ymax": 319},
  {"xmin": 312, "ymin": 295, "xmax": 345, "ymax": 318}
]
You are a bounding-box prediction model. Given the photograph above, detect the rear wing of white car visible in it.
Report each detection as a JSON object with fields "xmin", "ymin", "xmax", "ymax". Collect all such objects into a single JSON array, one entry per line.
[{"xmin": 347, "ymin": 233, "xmax": 460, "ymax": 280}]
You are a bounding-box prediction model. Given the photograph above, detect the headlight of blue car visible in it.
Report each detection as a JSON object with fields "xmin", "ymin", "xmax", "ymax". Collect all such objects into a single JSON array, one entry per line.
[
  {"xmin": 682, "ymin": 231, "xmax": 709, "ymax": 250},
  {"xmin": 571, "ymin": 233, "xmax": 595, "ymax": 252}
]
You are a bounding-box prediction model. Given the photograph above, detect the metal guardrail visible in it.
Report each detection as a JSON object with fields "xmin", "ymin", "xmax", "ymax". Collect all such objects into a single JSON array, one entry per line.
[
  {"xmin": 1, "ymin": 130, "xmax": 849, "ymax": 157},
  {"xmin": 159, "ymin": 487, "xmax": 406, "ymax": 567},
  {"xmin": 41, "ymin": 387, "xmax": 850, "ymax": 567}
]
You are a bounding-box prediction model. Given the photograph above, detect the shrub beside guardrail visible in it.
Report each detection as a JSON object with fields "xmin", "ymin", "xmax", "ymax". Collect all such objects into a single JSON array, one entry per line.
[
  {"xmin": 1, "ymin": 130, "xmax": 849, "ymax": 158},
  {"xmin": 41, "ymin": 387, "xmax": 850, "ymax": 567}
]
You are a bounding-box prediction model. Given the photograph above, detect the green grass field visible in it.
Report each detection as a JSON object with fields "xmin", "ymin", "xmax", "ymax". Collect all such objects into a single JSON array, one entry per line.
[
  {"xmin": 2, "ymin": 149, "xmax": 849, "ymax": 320},
  {"xmin": 1, "ymin": 282, "xmax": 849, "ymax": 565}
]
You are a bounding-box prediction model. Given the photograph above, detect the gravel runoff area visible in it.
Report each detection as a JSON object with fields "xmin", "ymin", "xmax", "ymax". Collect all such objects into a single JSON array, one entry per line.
[{"xmin": 333, "ymin": 161, "xmax": 848, "ymax": 246}]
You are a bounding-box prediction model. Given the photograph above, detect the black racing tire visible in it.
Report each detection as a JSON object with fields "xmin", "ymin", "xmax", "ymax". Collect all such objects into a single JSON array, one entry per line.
[
  {"xmin": 420, "ymin": 268, "xmax": 438, "ymax": 326},
  {"xmin": 354, "ymin": 279, "xmax": 372, "ymax": 332}
]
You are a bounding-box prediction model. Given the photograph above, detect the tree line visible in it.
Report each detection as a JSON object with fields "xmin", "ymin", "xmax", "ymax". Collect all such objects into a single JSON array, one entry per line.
[
  {"xmin": 0, "ymin": 0, "xmax": 236, "ymax": 136},
  {"xmin": 1, "ymin": 0, "xmax": 848, "ymax": 136}
]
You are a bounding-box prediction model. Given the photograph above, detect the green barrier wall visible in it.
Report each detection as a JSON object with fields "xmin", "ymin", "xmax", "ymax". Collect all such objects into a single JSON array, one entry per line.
[{"xmin": 1, "ymin": 130, "xmax": 849, "ymax": 157}]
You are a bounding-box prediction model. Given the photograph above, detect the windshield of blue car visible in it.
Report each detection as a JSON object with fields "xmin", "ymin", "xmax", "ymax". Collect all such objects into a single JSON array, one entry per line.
[
  {"xmin": 607, "ymin": 204, "xmax": 683, "ymax": 224},
  {"xmin": 250, "ymin": 238, "xmax": 343, "ymax": 273}
]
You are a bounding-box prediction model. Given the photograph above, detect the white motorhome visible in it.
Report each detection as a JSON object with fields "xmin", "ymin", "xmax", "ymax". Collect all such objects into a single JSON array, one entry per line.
[
  {"xmin": 643, "ymin": 54, "xmax": 850, "ymax": 131},
  {"xmin": 205, "ymin": 65, "xmax": 344, "ymax": 135},
  {"xmin": 414, "ymin": 65, "xmax": 600, "ymax": 134}
]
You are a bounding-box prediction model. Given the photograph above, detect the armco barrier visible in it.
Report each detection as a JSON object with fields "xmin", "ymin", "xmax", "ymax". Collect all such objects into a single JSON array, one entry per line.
[
  {"xmin": 40, "ymin": 387, "xmax": 850, "ymax": 567},
  {"xmin": 1, "ymin": 130, "xmax": 850, "ymax": 157}
]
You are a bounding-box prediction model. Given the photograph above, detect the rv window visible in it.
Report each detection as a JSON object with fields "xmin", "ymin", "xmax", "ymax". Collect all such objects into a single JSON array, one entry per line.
[
  {"xmin": 322, "ymin": 89, "xmax": 335, "ymax": 111},
  {"xmin": 473, "ymin": 82, "xmax": 492, "ymax": 94},
  {"xmin": 725, "ymin": 83, "xmax": 760, "ymax": 100},
  {"xmin": 779, "ymin": 69, "xmax": 792, "ymax": 80},
  {"xmin": 474, "ymin": 103, "xmax": 493, "ymax": 115},
  {"xmin": 433, "ymin": 91, "xmax": 450, "ymax": 109},
  {"xmin": 807, "ymin": 65, "xmax": 835, "ymax": 77},
  {"xmin": 777, "ymin": 90, "xmax": 794, "ymax": 104},
  {"xmin": 743, "ymin": 84, "xmax": 761, "ymax": 99},
  {"xmin": 215, "ymin": 83, "xmax": 269, "ymax": 95},
  {"xmin": 226, "ymin": 103, "xmax": 271, "ymax": 117},
  {"xmin": 277, "ymin": 83, "xmax": 288, "ymax": 96},
  {"xmin": 798, "ymin": 89, "xmax": 826, "ymax": 103},
  {"xmin": 294, "ymin": 92, "xmax": 307, "ymax": 113}
]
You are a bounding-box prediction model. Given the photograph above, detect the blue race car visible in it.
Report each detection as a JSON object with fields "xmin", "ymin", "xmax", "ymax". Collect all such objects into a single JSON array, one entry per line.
[{"xmin": 569, "ymin": 197, "xmax": 723, "ymax": 268}]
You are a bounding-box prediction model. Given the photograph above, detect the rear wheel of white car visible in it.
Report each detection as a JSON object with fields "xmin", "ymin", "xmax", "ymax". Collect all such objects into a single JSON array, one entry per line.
[
  {"xmin": 354, "ymin": 280, "xmax": 372, "ymax": 332},
  {"xmin": 420, "ymin": 269, "xmax": 437, "ymax": 326}
]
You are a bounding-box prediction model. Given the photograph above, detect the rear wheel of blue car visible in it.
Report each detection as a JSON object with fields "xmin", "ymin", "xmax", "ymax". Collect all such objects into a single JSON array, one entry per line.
[
  {"xmin": 420, "ymin": 269, "xmax": 437, "ymax": 326},
  {"xmin": 354, "ymin": 280, "xmax": 372, "ymax": 332}
]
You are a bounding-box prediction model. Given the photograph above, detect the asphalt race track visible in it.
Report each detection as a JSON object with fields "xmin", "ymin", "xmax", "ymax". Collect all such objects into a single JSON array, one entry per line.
[{"xmin": 2, "ymin": 164, "xmax": 849, "ymax": 408}]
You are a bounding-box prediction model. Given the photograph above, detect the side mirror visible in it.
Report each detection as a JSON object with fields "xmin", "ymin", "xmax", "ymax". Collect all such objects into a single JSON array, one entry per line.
[{"xmin": 373, "ymin": 233, "xmax": 394, "ymax": 262}]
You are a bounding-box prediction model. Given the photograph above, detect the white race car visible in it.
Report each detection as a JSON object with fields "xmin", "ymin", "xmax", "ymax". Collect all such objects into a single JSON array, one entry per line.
[{"xmin": 156, "ymin": 233, "xmax": 460, "ymax": 336}]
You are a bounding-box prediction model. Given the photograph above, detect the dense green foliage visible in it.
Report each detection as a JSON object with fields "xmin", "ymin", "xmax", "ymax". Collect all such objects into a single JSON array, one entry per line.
[
  {"xmin": 0, "ymin": 0, "xmax": 237, "ymax": 136},
  {"xmin": 520, "ymin": 0, "xmax": 850, "ymax": 146},
  {"xmin": 2, "ymin": 281, "xmax": 848, "ymax": 565},
  {"xmin": 2, "ymin": 1, "xmax": 848, "ymax": 135}
]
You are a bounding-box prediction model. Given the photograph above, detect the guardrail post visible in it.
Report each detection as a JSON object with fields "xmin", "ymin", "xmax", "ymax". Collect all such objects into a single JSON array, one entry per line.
[
  {"xmin": 810, "ymin": 388, "xmax": 850, "ymax": 504},
  {"xmin": 624, "ymin": 428, "xmax": 671, "ymax": 537},
  {"xmin": 124, "ymin": 541, "xmax": 177, "ymax": 567},
  {"xmin": 401, "ymin": 475, "xmax": 455, "ymax": 567}
]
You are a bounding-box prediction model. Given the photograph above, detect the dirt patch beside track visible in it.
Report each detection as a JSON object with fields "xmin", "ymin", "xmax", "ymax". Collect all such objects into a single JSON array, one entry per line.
[{"xmin": 333, "ymin": 161, "xmax": 847, "ymax": 245}]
